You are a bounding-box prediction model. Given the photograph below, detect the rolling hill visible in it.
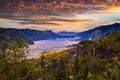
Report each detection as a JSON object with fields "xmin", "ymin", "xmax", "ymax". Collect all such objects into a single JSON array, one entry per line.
[
  {"xmin": 58, "ymin": 23, "xmax": 120, "ymax": 40},
  {"xmin": 77, "ymin": 23, "xmax": 120, "ymax": 40},
  {"xmin": 0, "ymin": 28, "xmax": 63, "ymax": 45}
]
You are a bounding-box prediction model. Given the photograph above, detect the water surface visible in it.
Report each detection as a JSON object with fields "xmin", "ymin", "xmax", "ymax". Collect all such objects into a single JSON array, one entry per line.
[{"xmin": 29, "ymin": 38, "xmax": 79, "ymax": 56}]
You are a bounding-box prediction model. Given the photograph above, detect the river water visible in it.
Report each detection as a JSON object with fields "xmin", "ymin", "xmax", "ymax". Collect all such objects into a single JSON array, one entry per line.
[{"xmin": 29, "ymin": 38, "xmax": 80, "ymax": 56}]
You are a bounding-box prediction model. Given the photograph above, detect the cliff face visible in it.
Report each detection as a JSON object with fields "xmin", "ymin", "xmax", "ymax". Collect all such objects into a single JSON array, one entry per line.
[{"xmin": 78, "ymin": 30, "xmax": 120, "ymax": 58}]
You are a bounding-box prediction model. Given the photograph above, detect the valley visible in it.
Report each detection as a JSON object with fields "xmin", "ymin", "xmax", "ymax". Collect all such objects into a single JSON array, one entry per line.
[
  {"xmin": 29, "ymin": 38, "xmax": 79, "ymax": 58},
  {"xmin": 0, "ymin": 1, "xmax": 120, "ymax": 79}
]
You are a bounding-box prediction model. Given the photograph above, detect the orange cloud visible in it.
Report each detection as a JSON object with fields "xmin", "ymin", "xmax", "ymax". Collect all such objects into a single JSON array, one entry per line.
[
  {"xmin": 25, "ymin": 16, "xmax": 97, "ymax": 23},
  {"xmin": 20, "ymin": 21, "xmax": 63, "ymax": 26}
]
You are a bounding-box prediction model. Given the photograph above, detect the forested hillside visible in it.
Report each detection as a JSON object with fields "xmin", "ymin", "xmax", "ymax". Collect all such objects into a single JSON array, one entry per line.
[
  {"xmin": 76, "ymin": 23, "xmax": 120, "ymax": 40},
  {"xmin": 58, "ymin": 23, "xmax": 120, "ymax": 39},
  {"xmin": 0, "ymin": 28, "xmax": 63, "ymax": 45},
  {"xmin": 79, "ymin": 30, "xmax": 120, "ymax": 57},
  {"xmin": 0, "ymin": 30, "xmax": 120, "ymax": 80}
]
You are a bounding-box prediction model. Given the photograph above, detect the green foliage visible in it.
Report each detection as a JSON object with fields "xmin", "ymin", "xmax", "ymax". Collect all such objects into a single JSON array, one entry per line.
[
  {"xmin": 0, "ymin": 31, "xmax": 120, "ymax": 80},
  {"xmin": 79, "ymin": 40, "xmax": 96, "ymax": 55},
  {"xmin": 0, "ymin": 36, "xmax": 31, "ymax": 80},
  {"xmin": 97, "ymin": 30, "xmax": 120, "ymax": 54},
  {"xmin": 102, "ymin": 57, "xmax": 120, "ymax": 80},
  {"xmin": 79, "ymin": 30, "xmax": 120, "ymax": 57},
  {"xmin": 73, "ymin": 54, "xmax": 79, "ymax": 74},
  {"xmin": 55, "ymin": 57, "xmax": 68, "ymax": 80}
]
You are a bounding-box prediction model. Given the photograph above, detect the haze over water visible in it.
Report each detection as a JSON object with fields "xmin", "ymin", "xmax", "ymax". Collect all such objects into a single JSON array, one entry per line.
[{"xmin": 29, "ymin": 38, "xmax": 79, "ymax": 55}]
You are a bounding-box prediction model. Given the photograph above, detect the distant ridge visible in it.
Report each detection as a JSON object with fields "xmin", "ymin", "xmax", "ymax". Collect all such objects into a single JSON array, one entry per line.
[
  {"xmin": 58, "ymin": 23, "xmax": 120, "ymax": 40},
  {"xmin": 0, "ymin": 28, "xmax": 63, "ymax": 44},
  {"xmin": 57, "ymin": 31, "xmax": 78, "ymax": 38},
  {"xmin": 0, "ymin": 23, "xmax": 120, "ymax": 44},
  {"xmin": 77, "ymin": 23, "xmax": 120, "ymax": 40}
]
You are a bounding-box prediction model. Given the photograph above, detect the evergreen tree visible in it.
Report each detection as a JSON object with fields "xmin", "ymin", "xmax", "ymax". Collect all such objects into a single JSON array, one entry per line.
[
  {"xmin": 0, "ymin": 40, "xmax": 10, "ymax": 80},
  {"xmin": 73, "ymin": 54, "xmax": 79, "ymax": 74},
  {"xmin": 0, "ymin": 36, "xmax": 31, "ymax": 80},
  {"xmin": 41, "ymin": 54, "xmax": 45, "ymax": 69},
  {"xmin": 55, "ymin": 57, "xmax": 67, "ymax": 80}
]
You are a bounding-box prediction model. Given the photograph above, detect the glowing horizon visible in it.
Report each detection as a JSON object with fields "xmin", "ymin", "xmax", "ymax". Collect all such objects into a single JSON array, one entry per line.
[{"xmin": 0, "ymin": 1, "xmax": 120, "ymax": 32}]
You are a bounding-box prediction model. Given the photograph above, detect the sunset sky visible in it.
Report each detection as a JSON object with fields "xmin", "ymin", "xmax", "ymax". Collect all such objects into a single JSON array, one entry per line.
[{"xmin": 0, "ymin": 1, "xmax": 120, "ymax": 32}]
